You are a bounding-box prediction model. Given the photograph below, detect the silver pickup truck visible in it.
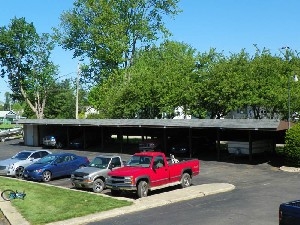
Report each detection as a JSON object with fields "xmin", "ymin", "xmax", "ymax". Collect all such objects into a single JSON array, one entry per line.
[{"xmin": 71, "ymin": 155, "xmax": 124, "ymax": 193}]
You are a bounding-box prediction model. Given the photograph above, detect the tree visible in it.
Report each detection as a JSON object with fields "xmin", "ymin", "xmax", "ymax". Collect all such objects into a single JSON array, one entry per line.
[
  {"xmin": 0, "ymin": 17, "xmax": 58, "ymax": 119},
  {"xmin": 245, "ymin": 47, "xmax": 286, "ymax": 119},
  {"xmin": 195, "ymin": 49, "xmax": 249, "ymax": 119},
  {"xmin": 44, "ymin": 79, "xmax": 76, "ymax": 119},
  {"xmin": 4, "ymin": 92, "xmax": 11, "ymax": 111},
  {"xmin": 89, "ymin": 41, "xmax": 200, "ymax": 118},
  {"xmin": 55, "ymin": 0, "xmax": 181, "ymax": 84}
]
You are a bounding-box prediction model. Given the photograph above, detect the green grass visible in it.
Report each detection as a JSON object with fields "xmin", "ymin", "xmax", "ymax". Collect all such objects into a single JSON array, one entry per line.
[
  {"xmin": 0, "ymin": 177, "xmax": 132, "ymax": 225},
  {"xmin": 0, "ymin": 124, "xmax": 16, "ymax": 129}
]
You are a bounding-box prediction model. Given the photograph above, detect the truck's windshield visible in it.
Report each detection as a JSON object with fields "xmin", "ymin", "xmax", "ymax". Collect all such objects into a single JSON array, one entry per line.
[
  {"xmin": 89, "ymin": 157, "xmax": 110, "ymax": 169},
  {"xmin": 127, "ymin": 155, "xmax": 152, "ymax": 168}
]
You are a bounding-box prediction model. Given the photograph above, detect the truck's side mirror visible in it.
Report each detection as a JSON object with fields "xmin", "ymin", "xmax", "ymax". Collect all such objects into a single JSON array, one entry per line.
[{"xmin": 108, "ymin": 164, "xmax": 113, "ymax": 170}]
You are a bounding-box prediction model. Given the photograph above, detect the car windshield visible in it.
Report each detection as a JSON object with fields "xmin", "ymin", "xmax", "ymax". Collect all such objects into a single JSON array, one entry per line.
[
  {"xmin": 127, "ymin": 155, "xmax": 152, "ymax": 168},
  {"xmin": 89, "ymin": 157, "xmax": 110, "ymax": 169},
  {"xmin": 35, "ymin": 155, "xmax": 57, "ymax": 164},
  {"xmin": 12, "ymin": 152, "xmax": 31, "ymax": 160}
]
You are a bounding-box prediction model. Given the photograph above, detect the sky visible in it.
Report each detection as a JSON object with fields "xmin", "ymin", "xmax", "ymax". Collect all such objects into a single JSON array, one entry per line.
[{"xmin": 1, "ymin": 0, "xmax": 300, "ymax": 102}]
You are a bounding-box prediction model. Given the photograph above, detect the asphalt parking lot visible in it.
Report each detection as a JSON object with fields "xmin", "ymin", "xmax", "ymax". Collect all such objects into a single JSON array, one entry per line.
[
  {"xmin": 0, "ymin": 138, "xmax": 134, "ymax": 194},
  {"xmin": 1, "ymin": 138, "xmax": 300, "ymax": 225}
]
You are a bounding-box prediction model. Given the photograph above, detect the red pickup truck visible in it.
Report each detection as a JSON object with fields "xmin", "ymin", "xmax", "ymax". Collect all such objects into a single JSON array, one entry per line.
[{"xmin": 106, "ymin": 152, "xmax": 200, "ymax": 198}]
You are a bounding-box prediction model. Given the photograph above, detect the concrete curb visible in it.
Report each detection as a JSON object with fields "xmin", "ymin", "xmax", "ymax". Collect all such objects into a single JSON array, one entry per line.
[
  {"xmin": 0, "ymin": 198, "xmax": 30, "ymax": 225},
  {"xmin": 1, "ymin": 183, "xmax": 235, "ymax": 225},
  {"xmin": 46, "ymin": 183, "xmax": 235, "ymax": 225},
  {"xmin": 280, "ymin": 166, "xmax": 300, "ymax": 172}
]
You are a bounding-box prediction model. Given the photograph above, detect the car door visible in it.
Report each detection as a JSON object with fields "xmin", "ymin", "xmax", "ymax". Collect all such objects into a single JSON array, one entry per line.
[
  {"xmin": 64, "ymin": 155, "xmax": 79, "ymax": 175},
  {"xmin": 149, "ymin": 155, "xmax": 169, "ymax": 187},
  {"xmin": 51, "ymin": 155, "xmax": 67, "ymax": 177}
]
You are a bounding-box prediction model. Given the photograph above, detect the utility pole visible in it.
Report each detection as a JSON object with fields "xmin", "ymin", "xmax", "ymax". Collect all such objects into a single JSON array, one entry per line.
[{"xmin": 76, "ymin": 63, "xmax": 80, "ymax": 119}]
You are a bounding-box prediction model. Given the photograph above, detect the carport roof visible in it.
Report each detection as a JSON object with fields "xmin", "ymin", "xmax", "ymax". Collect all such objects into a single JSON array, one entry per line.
[{"xmin": 16, "ymin": 119, "xmax": 288, "ymax": 131}]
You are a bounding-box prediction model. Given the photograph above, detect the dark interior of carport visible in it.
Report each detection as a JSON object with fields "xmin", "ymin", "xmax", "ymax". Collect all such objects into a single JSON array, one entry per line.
[{"xmin": 19, "ymin": 119, "xmax": 288, "ymax": 162}]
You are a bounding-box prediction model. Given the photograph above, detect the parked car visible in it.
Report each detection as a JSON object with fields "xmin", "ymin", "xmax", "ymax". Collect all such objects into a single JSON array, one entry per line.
[
  {"xmin": 106, "ymin": 151, "xmax": 200, "ymax": 198},
  {"xmin": 71, "ymin": 155, "xmax": 124, "ymax": 193},
  {"xmin": 138, "ymin": 139, "xmax": 161, "ymax": 152},
  {"xmin": 69, "ymin": 136, "xmax": 97, "ymax": 149},
  {"xmin": 169, "ymin": 143, "xmax": 190, "ymax": 157},
  {"xmin": 279, "ymin": 200, "xmax": 300, "ymax": 225},
  {"xmin": 42, "ymin": 135, "xmax": 65, "ymax": 149},
  {"xmin": 0, "ymin": 150, "xmax": 51, "ymax": 178},
  {"xmin": 69, "ymin": 137, "xmax": 84, "ymax": 149},
  {"xmin": 23, "ymin": 153, "xmax": 90, "ymax": 182},
  {"xmin": 168, "ymin": 136, "xmax": 216, "ymax": 157}
]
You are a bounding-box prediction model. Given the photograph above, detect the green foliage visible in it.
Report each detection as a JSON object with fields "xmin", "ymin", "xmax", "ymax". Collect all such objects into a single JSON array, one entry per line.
[
  {"xmin": 55, "ymin": 0, "xmax": 181, "ymax": 84},
  {"xmin": 88, "ymin": 41, "xmax": 200, "ymax": 118},
  {"xmin": 0, "ymin": 123, "xmax": 16, "ymax": 129},
  {"xmin": 0, "ymin": 17, "xmax": 58, "ymax": 119},
  {"xmin": 283, "ymin": 123, "xmax": 300, "ymax": 166},
  {"xmin": 44, "ymin": 79, "xmax": 76, "ymax": 119},
  {"xmin": 88, "ymin": 42, "xmax": 300, "ymax": 119}
]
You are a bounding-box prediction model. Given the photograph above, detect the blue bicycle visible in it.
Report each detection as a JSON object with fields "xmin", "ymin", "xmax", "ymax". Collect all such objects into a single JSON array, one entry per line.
[{"xmin": 1, "ymin": 190, "xmax": 26, "ymax": 201}]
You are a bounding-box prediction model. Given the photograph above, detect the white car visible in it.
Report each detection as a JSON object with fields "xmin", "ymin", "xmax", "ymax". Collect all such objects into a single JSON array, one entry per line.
[{"xmin": 0, "ymin": 150, "xmax": 52, "ymax": 178}]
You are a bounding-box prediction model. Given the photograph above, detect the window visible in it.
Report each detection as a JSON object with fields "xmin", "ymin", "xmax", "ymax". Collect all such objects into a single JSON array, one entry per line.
[
  {"xmin": 154, "ymin": 156, "xmax": 164, "ymax": 168},
  {"xmin": 55, "ymin": 156, "xmax": 65, "ymax": 164},
  {"xmin": 111, "ymin": 157, "xmax": 121, "ymax": 167},
  {"xmin": 30, "ymin": 152, "xmax": 40, "ymax": 159},
  {"xmin": 40, "ymin": 151, "xmax": 50, "ymax": 158}
]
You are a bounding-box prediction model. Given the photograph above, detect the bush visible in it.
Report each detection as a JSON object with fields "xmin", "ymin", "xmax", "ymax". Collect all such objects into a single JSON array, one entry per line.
[{"xmin": 283, "ymin": 123, "xmax": 300, "ymax": 166}]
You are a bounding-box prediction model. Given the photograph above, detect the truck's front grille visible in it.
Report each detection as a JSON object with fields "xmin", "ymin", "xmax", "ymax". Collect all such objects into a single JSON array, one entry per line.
[{"xmin": 110, "ymin": 176, "xmax": 125, "ymax": 184}]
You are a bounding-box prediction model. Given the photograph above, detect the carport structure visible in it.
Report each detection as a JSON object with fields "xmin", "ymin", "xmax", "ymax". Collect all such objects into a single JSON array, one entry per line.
[{"xmin": 17, "ymin": 119, "xmax": 288, "ymax": 161}]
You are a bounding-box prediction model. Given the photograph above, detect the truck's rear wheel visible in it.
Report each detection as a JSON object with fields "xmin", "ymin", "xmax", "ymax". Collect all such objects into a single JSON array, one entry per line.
[
  {"xmin": 180, "ymin": 173, "xmax": 191, "ymax": 188},
  {"xmin": 93, "ymin": 178, "xmax": 105, "ymax": 193},
  {"xmin": 111, "ymin": 189, "xmax": 121, "ymax": 196},
  {"xmin": 137, "ymin": 181, "xmax": 149, "ymax": 198}
]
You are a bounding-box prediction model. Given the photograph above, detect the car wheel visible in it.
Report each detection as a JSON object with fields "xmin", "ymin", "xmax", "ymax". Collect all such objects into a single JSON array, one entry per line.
[
  {"xmin": 111, "ymin": 189, "xmax": 121, "ymax": 196},
  {"xmin": 137, "ymin": 181, "xmax": 149, "ymax": 198},
  {"xmin": 42, "ymin": 170, "xmax": 52, "ymax": 182},
  {"xmin": 55, "ymin": 142, "xmax": 63, "ymax": 149},
  {"xmin": 93, "ymin": 178, "xmax": 105, "ymax": 193},
  {"xmin": 180, "ymin": 173, "xmax": 191, "ymax": 188},
  {"xmin": 15, "ymin": 166, "xmax": 24, "ymax": 179}
]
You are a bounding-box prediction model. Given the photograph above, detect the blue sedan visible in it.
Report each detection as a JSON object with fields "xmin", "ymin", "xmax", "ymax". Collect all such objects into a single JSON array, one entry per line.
[{"xmin": 23, "ymin": 153, "xmax": 90, "ymax": 182}]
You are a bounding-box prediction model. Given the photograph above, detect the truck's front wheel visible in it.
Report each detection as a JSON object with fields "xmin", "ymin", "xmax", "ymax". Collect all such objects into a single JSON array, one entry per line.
[
  {"xmin": 137, "ymin": 181, "xmax": 149, "ymax": 198},
  {"xmin": 93, "ymin": 178, "xmax": 105, "ymax": 193},
  {"xmin": 180, "ymin": 173, "xmax": 191, "ymax": 188}
]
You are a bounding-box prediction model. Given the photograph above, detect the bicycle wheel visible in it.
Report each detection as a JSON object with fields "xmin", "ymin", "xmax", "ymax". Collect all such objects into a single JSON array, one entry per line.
[{"xmin": 1, "ymin": 189, "xmax": 16, "ymax": 201}]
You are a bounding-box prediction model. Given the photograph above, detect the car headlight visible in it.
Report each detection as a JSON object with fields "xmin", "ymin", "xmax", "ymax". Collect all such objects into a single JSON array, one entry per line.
[
  {"xmin": 83, "ymin": 176, "xmax": 93, "ymax": 183},
  {"xmin": 9, "ymin": 164, "xmax": 15, "ymax": 169},
  {"xmin": 34, "ymin": 169, "xmax": 44, "ymax": 173},
  {"xmin": 124, "ymin": 176, "xmax": 133, "ymax": 184}
]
